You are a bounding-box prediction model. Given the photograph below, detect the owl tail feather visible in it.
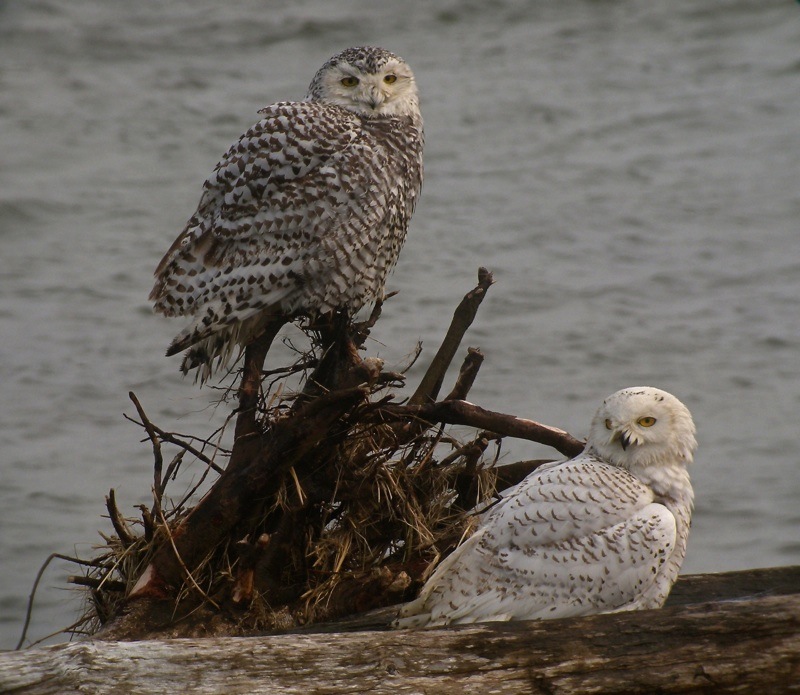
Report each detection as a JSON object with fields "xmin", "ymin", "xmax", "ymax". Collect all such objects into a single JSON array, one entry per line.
[{"xmin": 170, "ymin": 314, "xmax": 287, "ymax": 385}]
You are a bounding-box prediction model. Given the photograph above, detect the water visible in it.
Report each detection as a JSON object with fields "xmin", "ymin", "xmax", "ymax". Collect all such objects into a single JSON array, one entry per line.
[{"xmin": 1, "ymin": 0, "xmax": 798, "ymax": 649}]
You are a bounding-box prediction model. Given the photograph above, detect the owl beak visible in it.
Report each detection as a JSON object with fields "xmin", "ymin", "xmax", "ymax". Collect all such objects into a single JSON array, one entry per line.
[
  {"xmin": 611, "ymin": 429, "xmax": 632, "ymax": 450},
  {"xmin": 367, "ymin": 86, "xmax": 384, "ymax": 110}
]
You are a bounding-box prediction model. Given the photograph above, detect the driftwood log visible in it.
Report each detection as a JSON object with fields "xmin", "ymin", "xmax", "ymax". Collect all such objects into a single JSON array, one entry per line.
[{"xmin": 2, "ymin": 566, "xmax": 799, "ymax": 694}]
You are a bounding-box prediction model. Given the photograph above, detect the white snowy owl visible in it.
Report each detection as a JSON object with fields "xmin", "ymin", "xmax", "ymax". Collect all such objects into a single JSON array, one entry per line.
[
  {"xmin": 150, "ymin": 46, "xmax": 424, "ymax": 380},
  {"xmin": 394, "ymin": 386, "xmax": 697, "ymax": 628}
]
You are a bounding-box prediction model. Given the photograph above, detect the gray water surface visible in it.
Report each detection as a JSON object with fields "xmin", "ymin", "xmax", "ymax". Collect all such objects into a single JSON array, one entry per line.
[{"xmin": 2, "ymin": 0, "xmax": 799, "ymax": 649}]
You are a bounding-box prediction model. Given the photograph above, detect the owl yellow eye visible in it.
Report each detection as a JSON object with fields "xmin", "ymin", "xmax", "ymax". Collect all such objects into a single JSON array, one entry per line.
[
  {"xmin": 604, "ymin": 419, "xmax": 613, "ymax": 430},
  {"xmin": 637, "ymin": 416, "xmax": 657, "ymax": 428},
  {"xmin": 340, "ymin": 76, "xmax": 359, "ymax": 87},
  {"xmin": 383, "ymin": 74, "xmax": 398, "ymax": 84}
]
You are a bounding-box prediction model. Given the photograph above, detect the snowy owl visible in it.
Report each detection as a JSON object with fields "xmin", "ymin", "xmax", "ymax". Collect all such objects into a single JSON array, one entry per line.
[
  {"xmin": 394, "ymin": 386, "xmax": 697, "ymax": 628},
  {"xmin": 150, "ymin": 46, "xmax": 424, "ymax": 380}
]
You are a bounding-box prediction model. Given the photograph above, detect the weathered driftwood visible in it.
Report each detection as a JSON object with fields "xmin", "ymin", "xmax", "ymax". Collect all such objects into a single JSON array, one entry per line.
[{"xmin": 3, "ymin": 566, "xmax": 799, "ymax": 694}]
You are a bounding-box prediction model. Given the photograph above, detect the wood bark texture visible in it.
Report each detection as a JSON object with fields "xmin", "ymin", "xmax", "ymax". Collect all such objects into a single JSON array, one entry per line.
[{"xmin": 3, "ymin": 566, "xmax": 799, "ymax": 695}]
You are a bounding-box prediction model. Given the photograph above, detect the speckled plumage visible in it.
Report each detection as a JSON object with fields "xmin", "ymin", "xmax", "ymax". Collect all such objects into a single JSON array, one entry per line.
[
  {"xmin": 150, "ymin": 46, "xmax": 423, "ymax": 379},
  {"xmin": 394, "ymin": 387, "xmax": 697, "ymax": 628}
]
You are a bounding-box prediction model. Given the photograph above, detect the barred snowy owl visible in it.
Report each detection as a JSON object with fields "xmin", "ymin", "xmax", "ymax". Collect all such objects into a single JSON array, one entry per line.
[
  {"xmin": 150, "ymin": 46, "xmax": 424, "ymax": 380},
  {"xmin": 395, "ymin": 387, "xmax": 697, "ymax": 628}
]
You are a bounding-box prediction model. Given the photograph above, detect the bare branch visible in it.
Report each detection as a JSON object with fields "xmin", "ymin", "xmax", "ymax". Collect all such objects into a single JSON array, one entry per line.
[
  {"xmin": 16, "ymin": 553, "xmax": 84, "ymax": 650},
  {"xmin": 410, "ymin": 268, "xmax": 494, "ymax": 405},
  {"xmin": 128, "ymin": 392, "xmax": 164, "ymax": 497},
  {"xmin": 375, "ymin": 399, "xmax": 585, "ymax": 458},
  {"xmin": 123, "ymin": 412, "xmax": 227, "ymax": 475},
  {"xmin": 68, "ymin": 575, "xmax": 127, "ymax": 592},
  {"xmin": 105, "ymin": 489, "xmax": 136, "ymax": 548}
]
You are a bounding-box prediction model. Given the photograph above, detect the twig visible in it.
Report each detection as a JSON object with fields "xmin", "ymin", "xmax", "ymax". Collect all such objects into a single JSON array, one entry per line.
[
  {"xmin": 262, "ymin": 358, "xmax": 317, "ymax": 379},
  {"xmin": 122, "ymin": 415, "xmax": 225, "ymax": 475},
  {"xmin": 16, "ymin": 553, "xmax": 85, "ymax": 650},
  {"xmin": 68, "ymin": 575, "xmax": 127, "ymax": 592},
  {"xmin": 25, "ymin": 616, "xmax": 91, "ymax": 650},
  {"xmin": 128, "ymin": 392, "xmax": 164, "ymax": 499},
  {"xmin": 169, "ymin": 456, "xmax": 219, "ymax": 516},
  {"xmin": 410, "ymin": 268, "xmax": 494, "ymax": 405},
  {"xmin": 398, "ymin": 342, "xmax": 424, "ymax": 375},
  {"xmin": 437, "ymin": 432, "xmax": 493, "ymax": 469},
  {"xmin": 130, "ymin": 506, "xmax": 152, "ymax": 543},
  {"xmin": 160, "ymin": 451, "xmax": 186, "ymax": 497},
  {"xmin": 440, "ymin": 433, "xmax": 492, "ymax": 511},
  {"xmin": 105, "ymin": 489, "xmax": 136, "ymax": 548},
  {"xmin": 352, "ymin": 294, "xmax": 391, "ymax": 347}
]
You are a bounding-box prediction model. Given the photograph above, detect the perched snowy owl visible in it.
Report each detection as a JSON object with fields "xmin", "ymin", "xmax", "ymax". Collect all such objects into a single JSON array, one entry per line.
[
  {"xmin": 394, "ymin": 386, "xmax": 697, "ymax": 628},
  {"xmin": 150, "ymin": 46, "xmax": 424, "ymax": 380}
]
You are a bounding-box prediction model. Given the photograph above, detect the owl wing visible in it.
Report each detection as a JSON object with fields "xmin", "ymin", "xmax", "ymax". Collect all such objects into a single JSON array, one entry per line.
[
  {"xmin": 150, "ymin": 100, "xmax": 392, "ymax": 344},
  {"xmin": 395, "ymin": 456, "xmax": 678, "ymax": 627}
]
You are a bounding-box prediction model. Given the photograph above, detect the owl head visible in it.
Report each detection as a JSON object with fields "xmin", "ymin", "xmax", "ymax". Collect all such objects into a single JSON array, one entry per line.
[
  {"xmin": 587, "ymin": 387, "xmax": 697, "ymax": 470},
  {"xmin": 306, "ymin": 46, "xmax": 421, "ymax": 119}
]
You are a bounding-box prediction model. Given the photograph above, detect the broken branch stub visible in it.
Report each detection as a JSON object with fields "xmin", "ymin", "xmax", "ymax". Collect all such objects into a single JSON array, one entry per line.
[{"xmin": 410, "ymin": 268, "xmax": 495, "ymax": 406}]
